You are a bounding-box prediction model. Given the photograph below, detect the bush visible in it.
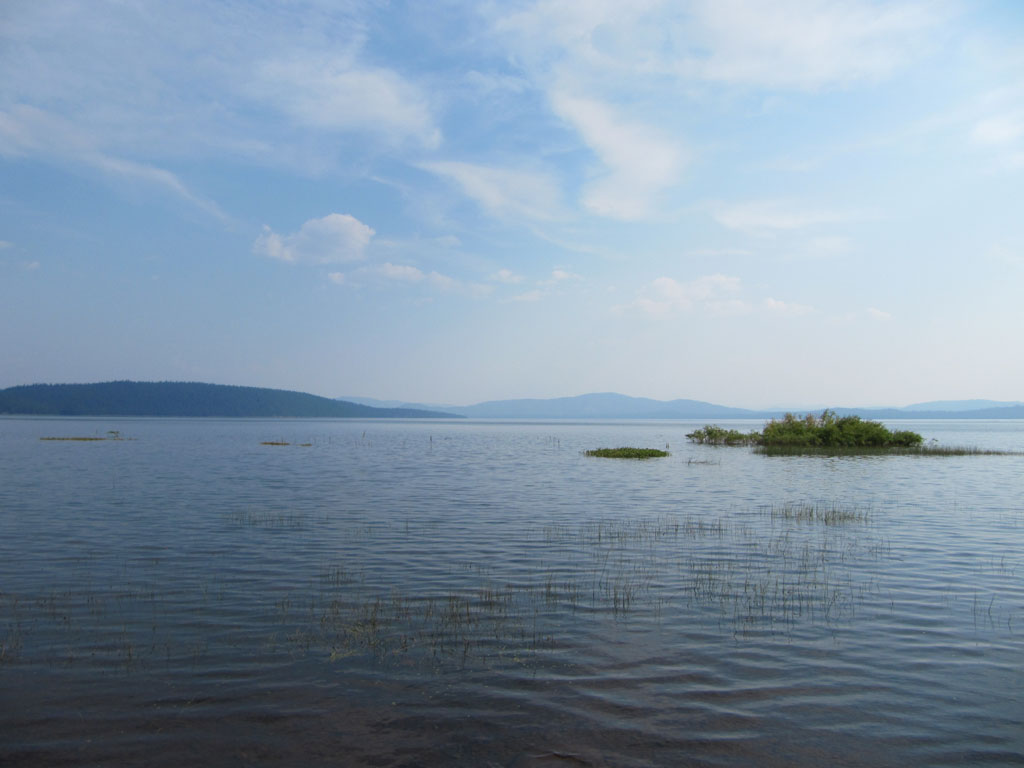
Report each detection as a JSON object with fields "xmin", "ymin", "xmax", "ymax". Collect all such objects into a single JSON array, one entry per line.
[{"xmin": 687, "ymin": 411, "xmax": 923, "ymax": 450}]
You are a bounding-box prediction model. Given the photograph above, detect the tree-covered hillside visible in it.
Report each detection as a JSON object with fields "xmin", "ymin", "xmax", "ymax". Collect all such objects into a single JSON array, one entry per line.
[{"xmin": 0, "ymin": 381, "xmax": 459, "ymax": 418}]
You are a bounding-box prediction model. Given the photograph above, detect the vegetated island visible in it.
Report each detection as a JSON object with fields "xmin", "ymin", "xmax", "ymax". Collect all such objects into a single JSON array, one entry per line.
[
  {"xmin": 0, "ymin": 381, "xmax": 462, "ymax": 419},
  {"xmin": 585, "ymin": 447, "xmax": 670, "ymax": 459},
  {"xmin": 687, "ymin": 411, "xmax": 931, "ymax": 455}
]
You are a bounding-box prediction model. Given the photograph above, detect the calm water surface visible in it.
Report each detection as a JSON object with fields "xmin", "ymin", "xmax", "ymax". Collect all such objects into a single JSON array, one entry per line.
[{"xmin": 1, "ymin": 417, "xmax": 1022, "ymax": 766}]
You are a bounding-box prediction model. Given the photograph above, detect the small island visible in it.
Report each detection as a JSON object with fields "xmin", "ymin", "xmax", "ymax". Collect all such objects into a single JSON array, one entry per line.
[
  {"xmin": 687, "ymin": 411, "xmax": 923, "ymax": 454},
  {"xmin": 585, "ymin": 447, "xmax": 670, "ymax": 459}
]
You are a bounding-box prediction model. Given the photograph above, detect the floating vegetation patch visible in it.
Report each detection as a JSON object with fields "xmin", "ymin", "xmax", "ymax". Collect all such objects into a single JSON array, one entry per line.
[
  {"xmin": 584, "ymin": 447, "xmax": 669, "ymax": 459},
  {"xmin": 40, "ymin": 437, "xmax": 107, "ymax": 441},
  {"xmin": 40, "ymin": 430, "xmax": 130, "ymax": 442}
]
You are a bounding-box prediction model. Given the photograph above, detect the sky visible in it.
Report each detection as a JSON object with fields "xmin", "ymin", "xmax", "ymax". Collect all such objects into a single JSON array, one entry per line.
[{"xmin": 1, "ymin": 0, "xmax": 1023, "ymax": 409}]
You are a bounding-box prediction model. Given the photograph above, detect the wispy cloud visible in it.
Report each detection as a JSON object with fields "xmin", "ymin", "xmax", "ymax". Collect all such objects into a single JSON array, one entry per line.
[
  {"xmin": 620, "ymin": 274, "xmax": 815, "ymax": 317},
  {"xmin": 0, "ymin": 105, "xmax": 227, "ymax": 218},
  {"xmin": 421, "ymin": 161, "xmax": 563, "ymax": 221},
  {"xmin": 378, "ymin": 262, "xmax": 426, "ymax": 282},
  {"xmin": 253, "ymin": 55, "xmax": 440, "ymax": 149},
  {"xmin": 254, "ymin": 214, "xmax": 375, "ymax": 264},
  {"xmin": 370, "ymin": 262, "xmax": 492, "ymax": 298},
  {"xmin": 550, "ymin": 92, "xmax": 686, "ymax": 219},
  {"xmin": 491, "ymin": 268, "xmax": 524, "ymax": 284},
  {"xmin": 971, "ymin": 114, "xmax": 1024, "ymax": 146},
  {"xmin": 763, "ymin": 297, "xmax": 814, "ymax": 316},
  {"xmin": 490, "ymin": 0, "xmax": 943, "ymax": 91},
  {"xmin": 678, "ymin": 0, "xmax": 943, "ymax": 89},
  {"xmin": 712, "ymin": 200, "xmax": 849, "ymax": 235}
]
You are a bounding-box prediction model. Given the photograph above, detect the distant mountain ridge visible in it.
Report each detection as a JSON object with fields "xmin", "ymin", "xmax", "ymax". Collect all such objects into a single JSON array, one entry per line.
[
  {"xmin": 4, "ymin": 383, "xmax": 1020, "ymax": 420},
  {"xmin": 0, "ymin": 382, "xmax": 460, "ymax": 418},
  {"xmin": 342, "ymin": 393, "xmax": 1024, "ymax": 420}
]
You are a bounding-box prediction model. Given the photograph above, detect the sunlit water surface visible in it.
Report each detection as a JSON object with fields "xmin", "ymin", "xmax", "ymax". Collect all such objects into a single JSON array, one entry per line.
[{"xmin": 1, "ymin": 417, "xmax": 1022, "ymax": 766}]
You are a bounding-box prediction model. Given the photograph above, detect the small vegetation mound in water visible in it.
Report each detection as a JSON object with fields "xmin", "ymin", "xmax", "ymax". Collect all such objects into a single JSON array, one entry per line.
[
  {"xmin": 684, "ymin": 426, "xmax": 760, "ymax": 446},
  {"xmin": 688, "ymin": 411, "xmax": 923, "ymax": 451},
  {"xmin": 585, "ymin": 447, "xmax": 670, "ymax": 459},
  {"xmin": 40, "ymin": 430, "xmax": 129, "ymax": 442}
]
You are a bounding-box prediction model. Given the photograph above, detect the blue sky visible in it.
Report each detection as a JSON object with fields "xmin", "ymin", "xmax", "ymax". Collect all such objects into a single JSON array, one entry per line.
[{"xmin": 2, "ymin": 0, "xmax": 1022, "ymax": 408}]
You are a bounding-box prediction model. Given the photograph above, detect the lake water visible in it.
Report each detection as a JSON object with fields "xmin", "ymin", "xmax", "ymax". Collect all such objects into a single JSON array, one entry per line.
[{"xmin": 1, "ymin": 417, "xmax": 1022, "ymax": 767}]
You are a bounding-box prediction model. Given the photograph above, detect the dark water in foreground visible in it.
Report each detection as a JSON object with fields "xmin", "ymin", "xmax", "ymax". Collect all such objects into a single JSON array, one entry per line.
[{"xmin": 1, "ymin": 417, "xmax": 1022, "ymax": 767}]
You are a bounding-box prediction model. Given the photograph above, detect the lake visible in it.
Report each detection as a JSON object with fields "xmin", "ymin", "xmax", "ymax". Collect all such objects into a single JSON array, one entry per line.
[{"xmin": 1, "ymin": 417, "xmax": 1022, "ymax": 766}]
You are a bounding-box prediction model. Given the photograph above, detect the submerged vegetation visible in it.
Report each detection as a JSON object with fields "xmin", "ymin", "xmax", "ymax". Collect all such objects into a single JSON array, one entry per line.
[
  {"xmin": 584, "ymin": 447, "xmax": 670, "ymax": 459},
  {"xmin": 0, "ymin": 504, "xmax": 899, "ymax": 672},
  {"xmin": 688, "ymin": 411, "xmax": 923, "ymax": 451}
]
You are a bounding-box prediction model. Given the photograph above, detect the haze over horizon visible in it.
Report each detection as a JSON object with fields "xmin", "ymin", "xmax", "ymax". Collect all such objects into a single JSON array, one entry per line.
[{"xmin": 3, "ymin": 2, "xmax": 1022, "ymax": 410}]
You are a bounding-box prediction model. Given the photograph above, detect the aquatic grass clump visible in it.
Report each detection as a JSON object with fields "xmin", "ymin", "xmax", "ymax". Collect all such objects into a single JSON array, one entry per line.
[
  {"xmin": 764, "ymin": 502, "xmax": 872, "ymax": 525},
  {"xmin": 584, "ymin": 447, "xmax": 669, "ymax": 459},
  {"xmin": 685, "ymin": 426, "xmax": 760, "ymax": 445}
]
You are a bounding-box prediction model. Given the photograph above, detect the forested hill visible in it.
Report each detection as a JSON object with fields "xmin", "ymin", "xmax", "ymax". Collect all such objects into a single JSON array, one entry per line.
[{"xmin": 0, "ymin": 382, "xmax": 460, "ymax": 418}]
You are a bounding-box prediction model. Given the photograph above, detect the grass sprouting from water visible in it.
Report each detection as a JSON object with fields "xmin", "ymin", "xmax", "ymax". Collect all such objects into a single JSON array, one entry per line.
[{"xmin": 763, "ymin": 502, "xmax": 872, "ymax": 525}]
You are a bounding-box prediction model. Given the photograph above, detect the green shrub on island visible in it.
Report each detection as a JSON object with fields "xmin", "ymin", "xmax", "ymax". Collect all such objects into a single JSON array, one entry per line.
[
  {"xmin": 687, "ymin": 411, "xmax": 923, "ymax": 451},
  {"xmin": 585, "ymin": 447, "xmax": 670, "ymax": 459}
]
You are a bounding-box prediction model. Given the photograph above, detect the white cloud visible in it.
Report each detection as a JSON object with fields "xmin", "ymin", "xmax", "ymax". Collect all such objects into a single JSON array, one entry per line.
[
  {"xmin": 421, "ymin": 161, "xmax": 563, "ymax": 221},
  {"xmin": 651, "ymin": 274, "xmax": 743, "ymax": 311},
  {"xmin": 255, "ymin": 214, "xmax": 374, "ymax": 264},
  {"xmin": 378, "ymin": 262, "xmax": 425, "ymax": 282},
  {"xmin": 22, "ymin": 260, "xmax": 40, "ymax": 271},
  {"xmin": 550, "ymin": 92, "xmax": 686, "ymax": 219},
  {"xmin": 489, "ymin": 0, "xmax": 942, "ymax": 91},
  {"xmin": 539, "ymin": 268, "xmax": 583, "ymax": 287},
  {"xmin": 712, "ymin": 200, "xmax": 847, "ymax": 235},
  {"xmin": 972, "ymin": 114, "xmax": 1024, "ymax": 146},
  {"xmin": 511, "ymin": 289, "xmax": 544, "ymax": 303},
  {"xmin": 618, "ymin": 274, "xmax": 746, "ymax": 315},
  {"xmin": 621, "ymin": 274, "xmax": 814, "ymax": 318},
  {"xmin": 491, "ymin": 269, "xmax": 524, "ymax": 284},
  {"xmin": 679, "ymin": 0, "xmax": 942, "ymax": 89},
  {"xmin": 369, "ymin": 263, "xmax": 492, "ymax": 299},
  {"xmin": 0, "ymin": 240, "xmax": 11, "ymax": 250},
  {"xmin": 327, "ymin": 272, "xmax": 346, "ymax": 285},
  {"xmin": 763, "ymin": 297, "xmax": 814, "ymax": 316},
  {"xmin": 253, "ymin": 56, "xmax": 440, "ymax": 149},
  {"xmin": 866, "ymin": 307, "xmax": 892, "ymax": 320}
]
